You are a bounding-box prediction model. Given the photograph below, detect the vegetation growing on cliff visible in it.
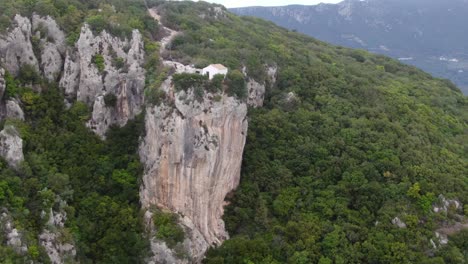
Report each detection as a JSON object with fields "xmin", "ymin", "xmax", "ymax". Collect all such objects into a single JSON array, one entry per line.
[
  {"xmin": 150, "ymin": 1, "xmax": 467, "ymax": 263},
  {"xmin": 0, "ymin": 0, "xmax": 466, "ymax": 263},
  {"xmin": 173, "ymin": 72, "xmax": 246, "ymax": 101},
  {"xmin": 0, "ymin": 0, "xmax": 159, "ymax": 41},
  {"xmin": 0, "ymin": 71, "xmax": 148, "ymax": 262}
]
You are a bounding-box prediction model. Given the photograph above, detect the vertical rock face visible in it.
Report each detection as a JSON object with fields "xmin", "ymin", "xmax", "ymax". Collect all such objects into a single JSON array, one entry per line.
[
  {"xmin": 247, "ymin": 79, "xmax": 266, "ymax": 108},
  {"xmin": 0, "ymin": 15, "xmax": 39, "ymax": 76},
  {"xmin": 0, "ymin": 69, "xmax": 24, "ymax": 168},
  {"xmin": 0, "ymin": 125, "xmax": 24, "ymax": 168},
  {"xmin": 0, "ymin": 68, "xmax": 6, "ymax": 119},
  {"xmin": 5, "ymin": 100, "xmax": 25, "ymax": 120},
  {"xmin": 140, "ymin": 85, "xmax": 248, "ymax": 261},
  {"xmin": 32, "ymin": 14, "xmax": 67, "ymax": 81},
  {"xmin": 60, "ymin": 25, "xmax": 146, "ymax": 137},
  {"xmin": 246, "ymin": 65, "xmax": 276, "ymax": 108},
  {"xmin": 0, "ymin": 68, "xmax": 5, "ymax": 100}
]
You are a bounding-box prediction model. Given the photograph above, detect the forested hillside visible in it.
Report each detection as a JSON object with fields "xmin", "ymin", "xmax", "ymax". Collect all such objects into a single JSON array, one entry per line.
[
  {"xmin": 231, "ymin": 0, "xmax": 468, "ymax": 95},
  {"xmin": 154, "ymin": 2, "xmax": 467, "ymax": 263},
  {"xmin": 0, "ymin": 0, "xmax": 157, "ymax": 262},
  {"xmin": 0, "ymin": 0, "xmax": 467, "ymax": 263}
]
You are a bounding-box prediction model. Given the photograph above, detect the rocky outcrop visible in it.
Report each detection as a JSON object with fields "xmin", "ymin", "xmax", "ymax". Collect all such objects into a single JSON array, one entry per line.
[
  {"xmin": 391, "ymin": 217, "xmax": 406, "ymax": 228},
  {"xmin": 163, "ymin": 61, "xmax": 200, "ymax": 74},
  {"xmin": 0, "ymin": 69, "xmax": 25, "ymax": 121},
  {"xmin": 1, "ymin": 211, "xmax": 28, "ymax": 254},
  {"xmin": 246, "ymin": 65, "xmax": 276, "ymax": 108},
  {"xmin": 0, "ymin": 15, "xmax": 39, "ymax": 76},
  {"xmin": 5, "ymin": 100, "xmax": 25, "ymax": 120},
  {"xmin": 433, "ymin": 195, "xmax": 462, "ymax": 213},
  {"xmin": 247, "ymin": 79, "xmax": 265, "ymax": 108},
  {"xmin": 0, "ymin": 14, "xmax": 145, "ymax": 137},
  {"xmin": 144, "ymin": 210, "xmax": 190, "ymax": 264},
  {"xmin": 40, "ymin": 208, "xmax": 77, "ymax": 264},
  {"xmin": 267, "ymin": 65, "xmax": 278, "ymax": 84},
  {"xmin": 140, "ymin": 77, "xmax": 249, "ymax": 262},
  {"xmin": 432, "ymin": 195, "xmax": 466, "ymax": 247},
  {"xmin": 32, "ymin": 14, "xmax": 67, "ymax": 81},
  {"xmin": 434, "ymin": 231, "xmax": 449, "ymax": 245},
  {"xmin": 60, "ymin": 25, "xmax": 146, "ymax": 137},
  {"xmin": 0, "ymin": 125, "xmax": 24, "ymax": 168}
]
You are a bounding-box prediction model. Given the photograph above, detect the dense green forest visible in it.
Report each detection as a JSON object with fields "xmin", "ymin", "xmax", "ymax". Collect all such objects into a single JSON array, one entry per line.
[
  {"xmin": 1, "ymin": 0, "xmax": 467, "ymax": 263},
  {"xmin": 1, "ymin": 88, "xmax": 149, "ymax": 263},
  {"xmin": 0, "ymin": 84, "xmax": 149, "ymax": 262},
  {"xmin": 0, "ymin": 0, "xmax": 156, "ymax": 262},
  {"xmin": 151, "ymin": 2, "xmax": 467, "ymax": 263}
]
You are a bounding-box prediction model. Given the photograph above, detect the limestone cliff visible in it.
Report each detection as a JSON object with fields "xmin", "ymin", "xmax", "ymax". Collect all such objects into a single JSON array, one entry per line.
[
  {"xmin": 32, "ymin": 14, "xmax": 67, "ymax": 82},
  {"xmin": 139, "ymin": 8, "xmax": 273, "ymax": 262},
  {"xmin": 61, "ymin": 24, "xmax": 146, "ymax": 137},
  {"xmin": 0, "ymin": 14, "xmax": 146, "ymax": 137},
  {"xmin": 140, "ymin": 81, "xmax": 248, "ymax": 262},
  {"xmin": 0, "ymin": 13, "xmax": 144, "ymax": 262},
  {"xmin": 1, "ymin": 10, "xmax": 271, "ymax": 263},
  {"xmin": 0, "ymin": 15, "xmax": 39, "ymax": 76}
]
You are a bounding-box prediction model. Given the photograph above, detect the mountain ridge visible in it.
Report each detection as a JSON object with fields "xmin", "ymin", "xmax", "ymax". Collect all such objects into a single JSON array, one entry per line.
[{"xmin": 231, "ymin": 0, "xmax": 468, "ymax": 94}]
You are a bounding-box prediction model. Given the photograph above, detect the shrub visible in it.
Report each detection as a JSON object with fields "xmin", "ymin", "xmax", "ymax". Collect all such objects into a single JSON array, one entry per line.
[
  {"xmin": 112, "ymin": 57, "xmax": 125, "ymax": 70},
  {"xmin": 86, "ymin": 15, "xmax": 108, "ymax": 34},
  {"xmin": 206, "ymin": 74, "xmax": 224, "ymax": 93},
  {"xmin": 18, "ymin": 64, "xmax": 41, "ymax": 85},
  {"xmin": 145, "ymin": 88, "xmax": 166, "ymax": 106},
  {"xmin": 92, "ymin": 54, "xmax": 105, "ymax": 73},
  {"xmin": 226, "ymin": 70, "xmax": 247, "ymax": 99},
  {"xmin": 173, "ymin": 73, "xmax": 207, "ymax": 92},
  {"xmin": 213, "ymin": 94, "xmax": 222, "ymax": 102},
  {"xmin": 4, "ymin": 71, "xmax": 20, "ymax": 98},
  {"xmin": 153, "ymin": 210, "xmax": 185, "ymax": 248},
  {"xmin": 349, "ymin": 50, "xmax": 366, "ymax": 63},
  {"xmin": 31, "ymin": 35, "xmax": 42, "ymax": 61},
  {"xmin": 194, "ymin": 86, "xmax": 204, "ymax": 102},
  {"xmin": 66, "ymin": 30, "xmax": 80, "ymax": 46}
]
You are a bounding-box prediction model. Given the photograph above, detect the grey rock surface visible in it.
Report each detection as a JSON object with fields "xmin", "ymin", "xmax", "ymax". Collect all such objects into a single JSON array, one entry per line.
[
  {"xmin": 59, "ymin": 25, "xmax": 146, "ymax": 137},
  {"xmin": 0, "ymin": 125, "xmax": 24, "ymax": 168},
  {"xmin": 6, "ymin": 100, "xmax": 24, "ymax": 120},
  {"xmin": 40, "ymin": 208, "xmax": 77, "ymax": 264},
  {"xmin": 32, "ymin": 14, "xmax": 66, "ymax": 81},
  {"xmin": 1, "ymin": 212, "xmax": 28, "ymax": 254},
  {"xmin": 0, "ymin": 15, "xmax": 39, "ymax": 76},
  {"xmin": 0, "ymin": 68, "xmax": 5, "ymax": 100}
]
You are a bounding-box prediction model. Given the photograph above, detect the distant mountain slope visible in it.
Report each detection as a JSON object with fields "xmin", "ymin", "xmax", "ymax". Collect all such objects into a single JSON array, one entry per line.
[{"xmin": 231, "ymin": 0, "xmax": 468, "ymax": 94}]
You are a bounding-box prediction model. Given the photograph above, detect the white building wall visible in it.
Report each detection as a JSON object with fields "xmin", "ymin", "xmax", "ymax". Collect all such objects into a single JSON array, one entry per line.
[{"xmin": 202, "ymin": 65, "xmax": 228, "ymax": 80}]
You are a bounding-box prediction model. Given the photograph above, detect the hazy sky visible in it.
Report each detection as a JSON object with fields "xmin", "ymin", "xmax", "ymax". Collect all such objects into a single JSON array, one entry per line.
[{"xmin": 200, "ymin": 0, "xmax": 343, "ymax": 8}]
